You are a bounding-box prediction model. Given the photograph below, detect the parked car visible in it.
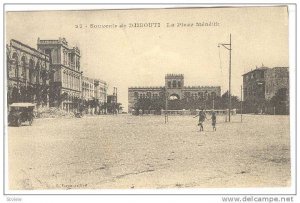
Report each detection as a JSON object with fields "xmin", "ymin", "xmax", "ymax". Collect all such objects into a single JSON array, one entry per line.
[{"xmin": 8, "ymin": 103, "xmax": 36, "ymax": 127}]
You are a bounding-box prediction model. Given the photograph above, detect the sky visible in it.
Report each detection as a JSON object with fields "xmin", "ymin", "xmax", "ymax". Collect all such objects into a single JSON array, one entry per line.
[{"xmin": 6, "ymin": 6, "xmax": 289, "ymax": 111}]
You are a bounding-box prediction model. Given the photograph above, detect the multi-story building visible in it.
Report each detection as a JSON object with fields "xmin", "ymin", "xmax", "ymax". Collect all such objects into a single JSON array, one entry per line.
[
  {"xmin": 242, "ymin": 66, "xmax": 289, "ymax": 114},
  {"xmin": 242, "ymin": 67, "xmax": 268, "ymax": 102},
  {"xmin": 6, "ymin": 39, "xmax": 51, "ymax": 106},
  {"xmin": 82, "ymin": 76, "xmax": 108, "ymax": 114},
  {"xmin": 94, "ymin": 79, "xmax": 108, "ymax": 105},
  {"xmin": 37, "ymin": 37, "xmax": 82, "ymax": 111},
  {"xmin": 107, "ymin": 94, "xmax": 118, "ymax": 114},
  {"xmin": 265, "ymin": 67, "xmax": 289, "ymax": 100},
  {"xmin": 128, "ymin": 74, "xmax": 221, "ymax": 113},
  {"xmin": 82, "ymin": 76, "xmax": 95, "ymax": 101}
]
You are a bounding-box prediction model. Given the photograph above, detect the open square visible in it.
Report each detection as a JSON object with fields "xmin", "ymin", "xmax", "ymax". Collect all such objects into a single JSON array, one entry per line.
[{"xmin": 8, "ymin": 114, "xmax": 290, "ymax": 189}]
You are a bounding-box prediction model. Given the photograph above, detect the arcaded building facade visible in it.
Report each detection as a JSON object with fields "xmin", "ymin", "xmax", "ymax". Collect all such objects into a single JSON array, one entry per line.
[
  {"xmin": 128, "ymin": 74, "xmax": 221, "ymax": 113},
  {"xmin": 6, "ymin": 39, "xmax": 51, "ymax": 106}
]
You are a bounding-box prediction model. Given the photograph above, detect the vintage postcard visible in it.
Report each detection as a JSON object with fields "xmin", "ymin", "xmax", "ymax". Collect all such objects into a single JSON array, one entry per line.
[{"xmin": 4, "ymin": 5, "xmax": 294, "ymax": 194}]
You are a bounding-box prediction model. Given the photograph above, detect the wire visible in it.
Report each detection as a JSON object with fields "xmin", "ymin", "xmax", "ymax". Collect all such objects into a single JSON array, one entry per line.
[
  {"xmin": 218, "ymin": 46, "xmax": 223, "ymax": 72},
  {"xmin": 218, "ymin": 46, "xmax": 226, "ymax": 92}
]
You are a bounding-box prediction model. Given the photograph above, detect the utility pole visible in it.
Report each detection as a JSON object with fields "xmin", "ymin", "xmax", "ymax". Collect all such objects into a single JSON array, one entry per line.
[
  {"xmin": 165, "ymin": 88, "xmax": 168, "ymax": 124},
  {"xmin": 113, "ymin": 87, "xmax": 116, "ymax": 115},
  {"xmin": 241, "ymin": 85, "xmax": 243, "ymax": 122},
  {"xmin": 116, "ymin": 87, "xmax": 118, "ymax": 115},
  {"xmin": 218, "ymin": 34, "xmax": 232, "ymax": 122}
]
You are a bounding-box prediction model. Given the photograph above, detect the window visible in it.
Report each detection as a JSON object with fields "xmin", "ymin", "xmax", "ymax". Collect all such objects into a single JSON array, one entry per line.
[
  {"xmin": 29, "ymin": 69, "xmax": 34, "ymax": 83},
  {"xmin": 168, "ymin": 81, "xmax": 171, "ymax": 88},
  {"xmin": 211, "ymin": 92, "xmax": 216, "ymax": 98},
  {"xmin": 184, "ymin": 92, "xmax": 190, "ymax": 97},
  {"xmin": 178, "ymin": 81, "xmax": 181, "ymax": 88},
  {"xmin": 147, "ymin": 92, "xmax": 151, "ymax": 98},
  {"xmin": 45, "ymin": 49, "xmax": 52, "ymax": 63},
  {"xmin": 172, "ymin": 80, "xmax": 177, "ymax": 88}
]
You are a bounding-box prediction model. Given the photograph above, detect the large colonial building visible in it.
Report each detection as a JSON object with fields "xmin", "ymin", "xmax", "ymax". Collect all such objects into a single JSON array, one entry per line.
[
  {"xmin": 6, "ymin": 39, "xmax": 51, "ymax": 106},
  {"xmin": 82, "ymin": 77, "xmax": 107, "ymax": 103},
  {"xmin": 82, "ymin": 76, "xmax": 108, "ymax": 114},
  {"xmin": 242, "ymin": 66, "xmax": 289, "ymax": 114},
  {"xmin": 243, "ymin": 66, "xmax": 289, "ymax": 101},
  {"xmin": 37, "ymin": 37, "xmax": 82, "ymax": 111},
  {"xmin": 82, "ymin": 76, "xmax": 95, "ymax": 101},
  {"xmin": 7, "ymin": 38, "xmax": 110, "ymax": 113},
  {"xmin": 128, "ymin": 74, "xmax": 221, "ymax": 113},
  {"xmin": 94, "ymin": 79, "xmax": 108, "ymax": 105},
  {"xmin": 265, "ymin": 67, "xmax": 289, "ymax": 100},
  {"xmin": 242, "ymin": 67, "xmax": 268, "ymax": 102}
]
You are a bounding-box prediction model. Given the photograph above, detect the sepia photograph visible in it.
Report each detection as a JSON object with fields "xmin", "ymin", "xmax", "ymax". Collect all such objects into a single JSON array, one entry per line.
[{"xmin": 3, "ymin": 3, "xmax": 295, "ymax": 197}]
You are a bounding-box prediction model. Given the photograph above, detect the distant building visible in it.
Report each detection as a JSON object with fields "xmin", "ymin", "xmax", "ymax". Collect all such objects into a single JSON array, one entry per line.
[
  {"xmin": 242, "ymin": 67, "xmax": 268, "ymax": 102},
  {"xmin": 37, "ymin": 37, "xmax": 82, "ymax": 111},
  {"xmin": 94, "ymin": 79, "xmax": 108, "ymax": 105},
  {"xmin": 107, "ymin": 94, "xmax": 118, "ymax": 114},
  {"xmin": 242, "ymin": 66, "xmax": 289, "ymax": 114},
  {"xmin": 82, "ymin": 76, "xmax": 95, "ymax": 101},
  {"xmin": 128, "ymin": 74, "xmax": 221, "ymax": 113},
  {"xmin": 81, "ymin": 76, "xmax": 108, "ymax": 114},
  {"xmin": 107, "ymin": 94, "xmax": 117, "ymax": 104},
  {"xmin": 6, "ymin": 39, "xmax": 51, "ymax": 106},
  {"xmin": 265, "ymin": 67, "xmax": 289, "ymax": 100}
]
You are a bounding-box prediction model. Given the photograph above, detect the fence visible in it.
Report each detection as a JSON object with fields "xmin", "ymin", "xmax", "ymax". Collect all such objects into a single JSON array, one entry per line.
[{"xmin": 132, "ymin": 109, "xmax": 236, "ymax": 116}]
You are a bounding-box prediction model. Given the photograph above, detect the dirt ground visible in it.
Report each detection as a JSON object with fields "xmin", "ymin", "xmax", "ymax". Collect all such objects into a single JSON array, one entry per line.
[{"xmin": 8, "ymin": 114, "xmax": 290, "ymax": 189}]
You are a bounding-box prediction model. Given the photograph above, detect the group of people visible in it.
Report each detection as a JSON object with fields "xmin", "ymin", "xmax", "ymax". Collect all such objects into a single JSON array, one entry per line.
[{"xmin": 194, "ymin": 109, "xmax": 217, "ymax": 132}]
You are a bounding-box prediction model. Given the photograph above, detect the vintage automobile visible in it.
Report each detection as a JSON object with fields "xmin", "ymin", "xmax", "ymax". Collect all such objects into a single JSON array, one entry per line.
[{"xmin": 8, "ymin": 103, "xmax": 36, "ymax": 127}]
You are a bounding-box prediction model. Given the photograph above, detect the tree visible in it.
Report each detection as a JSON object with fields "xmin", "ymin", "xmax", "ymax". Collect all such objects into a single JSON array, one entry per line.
[
  {"xmin": 220, "ymin": 91, "xmax": 240, "ymax": 109},
  {"xmin": 270, "ymin": 88, "xmax": 289, "ymax": 115}
]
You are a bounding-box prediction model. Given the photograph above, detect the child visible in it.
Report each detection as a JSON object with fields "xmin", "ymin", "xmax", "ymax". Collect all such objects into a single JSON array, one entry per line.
[{"xmin": 194, "ymin": 109, "xmax": 207, "ymax": 131}]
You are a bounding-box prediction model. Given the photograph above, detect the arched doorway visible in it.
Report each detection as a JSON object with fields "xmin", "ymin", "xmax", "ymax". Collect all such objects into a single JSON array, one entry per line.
[
  {"xmin": 169, "ymin": 93, "xmax": 180, "ymax": 101},
  {"xmin": 168, "ymin": 93, "xmax": 181, "ymax": 110}
]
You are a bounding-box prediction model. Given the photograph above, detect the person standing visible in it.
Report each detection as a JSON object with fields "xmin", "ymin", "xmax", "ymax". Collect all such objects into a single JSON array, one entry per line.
[{"xmin": 194, "ymin": 109, "xmax": 207, "ymax": 131}]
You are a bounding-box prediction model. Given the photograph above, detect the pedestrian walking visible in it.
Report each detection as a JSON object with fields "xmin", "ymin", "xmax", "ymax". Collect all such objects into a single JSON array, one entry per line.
[{"xmin": 194, "ymin": 109, "xmax": 207, "ymax": 131}]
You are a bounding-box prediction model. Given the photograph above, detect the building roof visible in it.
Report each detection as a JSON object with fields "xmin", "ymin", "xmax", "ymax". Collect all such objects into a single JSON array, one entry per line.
[
  {"xmin": 128, "ymin": 86, "xmax": 164, "ymax": 89},
  {"xmin": 242, "ymin": 67, "xmax": 269, "ymax": 76},
  {"xmin": 10, "ymin": 39, "xmax": 50, "ymax": 60},
  {"xmin": 165, "ymin": 73, "xmax": 184, "ymax": 78}
]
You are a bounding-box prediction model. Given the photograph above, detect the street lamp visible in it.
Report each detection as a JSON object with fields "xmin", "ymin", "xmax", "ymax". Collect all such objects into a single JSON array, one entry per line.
[{"xmin": 218, "ymin": 34, "xmax": 232, "ymax": 122}]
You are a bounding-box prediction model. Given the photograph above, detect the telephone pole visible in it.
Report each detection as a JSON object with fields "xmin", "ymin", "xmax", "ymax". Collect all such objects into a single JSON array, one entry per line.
[
  {"xmin": 218, "ymin": 34, "xmax": 232, "ymax": 122},
  {"xmin": 241, "ymin": 85, "xmax": 243, "ymax": 122},
  {"xmin": 165, "ymin": 90, "xmax": 168, "ymax": 124}
]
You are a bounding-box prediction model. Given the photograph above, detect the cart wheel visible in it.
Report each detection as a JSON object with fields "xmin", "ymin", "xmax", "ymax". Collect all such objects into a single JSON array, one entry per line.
[{"xmin": 16, "ymin": 118, "xmax": 22, "ymax": 127}]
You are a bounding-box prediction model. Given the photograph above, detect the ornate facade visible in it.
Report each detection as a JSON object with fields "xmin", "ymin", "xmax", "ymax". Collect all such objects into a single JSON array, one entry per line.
[
  {"xmin": 128, "ymin": 74, "xmax": 221, "ymax": 113},
  {"xmin": 6, "ymin": 39, "xmax": 51, "ymax": 106},
  {"xmin": 37, "ymin": 37, "xmax": 82, "ymax": 111}
]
